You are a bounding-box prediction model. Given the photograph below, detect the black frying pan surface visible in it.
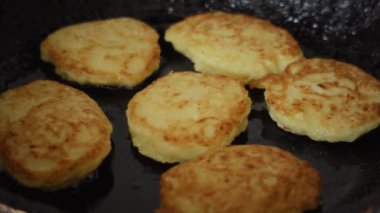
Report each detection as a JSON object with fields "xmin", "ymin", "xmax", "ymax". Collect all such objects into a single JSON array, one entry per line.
[{"xmin": 0, "ymin": 0, "xmax": 379, "ymax": 212}]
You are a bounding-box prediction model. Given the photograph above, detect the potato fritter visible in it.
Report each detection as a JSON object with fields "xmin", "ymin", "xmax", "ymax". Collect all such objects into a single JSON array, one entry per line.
[
  {"xmin": 0, "ymin": 80, "xmax": 112, "ymax": 190},
  {"xmin": 158, "ymin": 144, "xmax": 321, "ymax": 213},
  {"xmin": 251, "ymin": 58, "xmax": 380, "ymax": 142},
  {"xmin": 41, "ymin": 18, "xmax": 160, "ymax": 87},
  {"xmin": 165, "ymin": 11, "xmax": 303, "ymax": 84},
  {"xmin": 126, "ymin": 71, "xmax": 251, "ymax": 163}
]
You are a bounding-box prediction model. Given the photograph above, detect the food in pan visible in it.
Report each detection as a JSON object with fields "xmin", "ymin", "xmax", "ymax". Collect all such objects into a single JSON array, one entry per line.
[
  {"xmin": 250, "ymin": 58, "xmax": 380, "ymax": 142},
  {"xmin": 126, "ymin": 71, "xmax": 251, "ymax": 163},
  {"xmin": 0, "ymin": 80, "xmax": 112, "ymax": 190},
  {"xmin": 40, "ymin": 17, "xmax": 160, "ymax": 87},
  {"xmin": 165, "ymin": 11, "xmax": 304, "ymax": 84},
  {"xmin": 158, "ymin": 144, "xmax": 321, "ymax": 213}
]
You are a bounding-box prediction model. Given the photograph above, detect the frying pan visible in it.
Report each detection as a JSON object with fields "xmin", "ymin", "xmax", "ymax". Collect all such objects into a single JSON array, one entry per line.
[{"xmin": 0, "ymin": 0, "xmax": 379, "ymax": 212}]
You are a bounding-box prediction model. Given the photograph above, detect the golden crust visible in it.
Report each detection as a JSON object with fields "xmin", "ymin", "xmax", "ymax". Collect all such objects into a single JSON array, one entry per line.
[
  {"xmin": 251, "ymin": 58, "xmax": 380, "ymax": 142},
  {"xmin": 0, "ymin": 80, "xmax": 112, "ymax": 190},
  {"xmin": 126, "ymin": 71, "xmax": 251, "ymax": 163},
  {"xmin": 158, "ymin": 144, "xmax": 321, "ymax": 213},
  {"xmin": 165, "ymin": 11, "xmax": 304, "ymax": 84},
  {"xmin": 41, "ymin": 17, "xmax": 160, "ymax": 87}
]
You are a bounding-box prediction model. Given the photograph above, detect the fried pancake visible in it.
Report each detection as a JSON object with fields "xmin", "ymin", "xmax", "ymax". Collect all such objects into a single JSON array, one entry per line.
[
  {"xmin": 158, "ymin": 144, "xmax": 321, "ymax": 213},
  {"xmin": 251, "ymin": 58, "xmax": 380, "ymax": 142},
  {"xmin": 165, "ymin": 11, "xmax": 303, "ymax": 84},
  {"xmin": 0, "ymin": 80, "xmax": 112, "ymax": 190},
  {"xmin": 126, "ymin": 71, "xmax": 251, "ymax": 163},
  {"xmin": 41, "ymin": 17, "xmax": 160, "ymax": 87}
]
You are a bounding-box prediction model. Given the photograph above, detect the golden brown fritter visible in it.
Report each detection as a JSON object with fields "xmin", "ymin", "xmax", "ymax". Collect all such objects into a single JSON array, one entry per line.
[
  {"xmin": 251, "ymin": 58, "xmax": 380, "ymax": 142},
  {"xmin": 165, "ymin": 11, "xmax": 304, "ymax": 84},
  {"xmin": 0, "ymin": 80, "xmax": 112, "ymax": 190},
  {"xmin": 41, "ymin": 18, "xmax": 160, "ymax": 87},
  {"xmin": 126, "ymin": 71, "xmax": 251, "ymax": 163},
  {"xmin": 158, "ymin": 144, "xmax": 321, "ymax": 213}
]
